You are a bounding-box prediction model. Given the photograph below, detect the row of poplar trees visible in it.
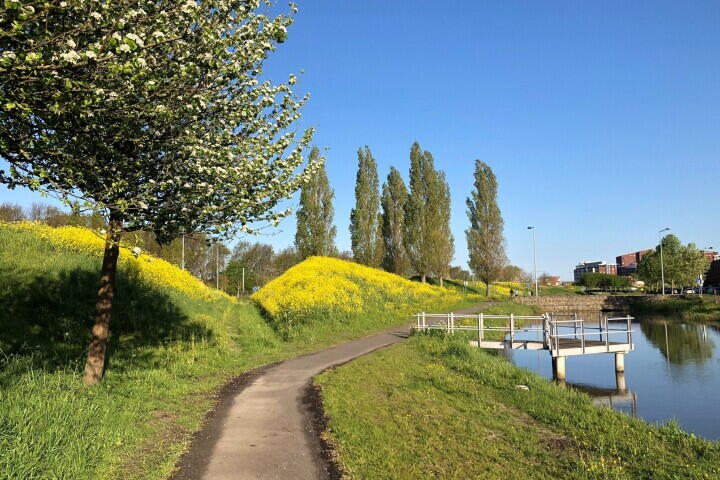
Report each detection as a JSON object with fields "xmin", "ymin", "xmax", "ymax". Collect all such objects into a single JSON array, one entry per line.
[
  {"xmin": 295, "ymin": 142, "xmax": 507, "ymax": 293},
  {"xmin": 349, "ymin": 142, "xmax": 455, "ymax": 284}
]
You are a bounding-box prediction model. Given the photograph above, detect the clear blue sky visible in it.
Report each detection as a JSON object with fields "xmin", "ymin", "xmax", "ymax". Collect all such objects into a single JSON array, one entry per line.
[{"xmin": 2, "ymin": 1, "xmax": 719, "ymax": 279}]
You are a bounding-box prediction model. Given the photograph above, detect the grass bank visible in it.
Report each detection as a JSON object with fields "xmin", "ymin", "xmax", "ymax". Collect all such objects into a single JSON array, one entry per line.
[
  {"xmin": 0, "ymin": 224, "xmax": 477, "ymax": 480},
  {"xmin": 631, "ymin": 296, "xmax": 720, "ymax": 322},
  {"xmin": 315, "ymin": 333, "xmax": 720, "ymax": 479}
]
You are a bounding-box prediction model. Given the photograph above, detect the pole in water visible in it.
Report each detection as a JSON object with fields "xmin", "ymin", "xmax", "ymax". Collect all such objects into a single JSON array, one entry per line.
[{"xmin": 615, "ymin": 353, "xmax": 625, "ymax": 373}]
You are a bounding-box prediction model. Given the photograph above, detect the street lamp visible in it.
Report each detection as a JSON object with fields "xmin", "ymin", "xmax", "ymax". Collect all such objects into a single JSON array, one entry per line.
[
  {"xmin": 659, "ymin": 227, "xmax": 670, "ymax": 296},
  {"xmin": 527, "ymin": 226, "xmax": 538, "ymax": 297}
]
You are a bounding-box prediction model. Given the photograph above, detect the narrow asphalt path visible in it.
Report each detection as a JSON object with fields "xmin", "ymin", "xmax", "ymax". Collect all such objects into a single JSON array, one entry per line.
[{"xmin": 172, "ymin": 303, "xmax": 492, "ymax": 480}]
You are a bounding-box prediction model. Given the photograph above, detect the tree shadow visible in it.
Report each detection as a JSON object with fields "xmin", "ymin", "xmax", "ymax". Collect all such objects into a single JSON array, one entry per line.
[{"xmin": 0, "ymin": 263, "xmax": 214, "ymax": 381}]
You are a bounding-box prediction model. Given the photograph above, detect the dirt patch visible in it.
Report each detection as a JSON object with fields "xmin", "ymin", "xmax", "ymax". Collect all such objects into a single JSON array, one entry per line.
[
  {"xmin": 169, "ymin": 363, "xmax": 278, "ymax": 480},
  {"xmin": 118, "ymin": 408, "xmax": 187, "ymax": 479},
  {"xmin": 302, "ymin": 382, "xmax": 344, "ymax": 480}
]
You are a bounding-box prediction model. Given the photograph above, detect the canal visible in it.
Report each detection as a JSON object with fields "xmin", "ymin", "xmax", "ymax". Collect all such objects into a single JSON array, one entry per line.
[{"xmin": 508, "ymin": 314, "xmax": 720, "ymax": 440}]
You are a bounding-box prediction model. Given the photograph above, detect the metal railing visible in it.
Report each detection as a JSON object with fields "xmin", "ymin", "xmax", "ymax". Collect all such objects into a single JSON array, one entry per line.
[
  {"xmin": 414, "ymin": 312, "xmax": 634, "ymax": 355},
  {"xmin": 546, "ymin": 315, "xmax": 634, "ymax": 356},
  {"xmin": 414, "ymin": 312, "xmax": 548, "ymax": 347}
]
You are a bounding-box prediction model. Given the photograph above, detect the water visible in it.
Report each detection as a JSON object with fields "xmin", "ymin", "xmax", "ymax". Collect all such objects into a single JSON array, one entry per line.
[{"xmin": 507, "ymin": 314, "xmax": 720, "ymax": 440}]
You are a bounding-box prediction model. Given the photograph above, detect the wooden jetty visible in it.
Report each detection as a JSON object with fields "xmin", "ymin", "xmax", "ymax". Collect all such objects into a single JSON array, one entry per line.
[{"xmin": 413, "ymin": 312, "xmax": 634, "ymax": 380}]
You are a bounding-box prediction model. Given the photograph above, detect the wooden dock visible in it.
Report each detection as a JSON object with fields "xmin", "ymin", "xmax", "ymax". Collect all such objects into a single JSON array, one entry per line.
[{"xmin": 413, "ymin": 312, "xmax": 634, "ymax": 380}]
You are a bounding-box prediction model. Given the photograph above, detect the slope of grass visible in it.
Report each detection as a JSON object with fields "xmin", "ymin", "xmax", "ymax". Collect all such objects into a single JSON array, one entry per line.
[
  {"xmin": 316, "ymin": 333, "xmax": 720, "ymax": 479},
  {"xmin": 0, "ymin": 223, "xmax": 476, "ymax": 479},
  {"xmin": 252, "ymin": 256, "xmax": 482, "ymax": 340},
  {"xmin": 631, "ymin": 296, "xmax": 720, "ymax": 322},
  {"xmin": 0, "ymin": 225, "xmax": 286, "ymax": 480}
]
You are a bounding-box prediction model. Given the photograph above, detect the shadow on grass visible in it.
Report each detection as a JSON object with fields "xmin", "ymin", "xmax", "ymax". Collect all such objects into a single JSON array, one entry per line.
[{"xmin": 0, "ymin": 263, "xmax": 214, "ymax": 379}]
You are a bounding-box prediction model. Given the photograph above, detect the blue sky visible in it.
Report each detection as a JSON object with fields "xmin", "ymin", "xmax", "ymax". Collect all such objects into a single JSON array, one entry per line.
[{"xmin": 2, "ymin": 1, "xmax": 719, "ymax": 279}]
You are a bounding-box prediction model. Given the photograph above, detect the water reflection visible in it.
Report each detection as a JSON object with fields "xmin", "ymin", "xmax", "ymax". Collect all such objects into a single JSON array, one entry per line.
[
  {"xmin": 561, "ymin": 372, "xmax": 638, "ymax": 418},
  {"xmin": 640, "ymin": 320, "xmax": 715, "ymax": 365},
  {"xmin": 507, "ymin": 314, "xmax": 720, "ymax": 439}
]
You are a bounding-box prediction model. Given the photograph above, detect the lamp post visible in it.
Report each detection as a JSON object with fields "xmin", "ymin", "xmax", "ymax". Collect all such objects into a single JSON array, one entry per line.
[
  {"xmin": 527, "ymin": 226, "xmax": 538, "ymax": 297},
  {"xmin": 659, "ymin": 227, "xmax": 670, "ymax": 296}
]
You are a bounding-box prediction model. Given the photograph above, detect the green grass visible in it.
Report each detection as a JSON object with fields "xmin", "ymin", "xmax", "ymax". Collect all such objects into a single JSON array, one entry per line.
[
  {"xmin": 631, "ymin": 296, "xmax": 720, "ymax": 322},
  {"xmin": 316, "ymin": 332, "xmax": 720, "ymax": 479},
  {"xmin": 539, "ymin": 285, "xmax": 584, "ymax": 296},
  {"xmin": 0, "ymin": 226, "xmax": 477, "ymax": 480}
]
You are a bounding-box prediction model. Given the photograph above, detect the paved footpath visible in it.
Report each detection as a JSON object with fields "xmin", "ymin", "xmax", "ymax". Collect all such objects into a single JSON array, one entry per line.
[{"xmin": 173, "ymin": 304, "xmax": 490, "ymax": 480}]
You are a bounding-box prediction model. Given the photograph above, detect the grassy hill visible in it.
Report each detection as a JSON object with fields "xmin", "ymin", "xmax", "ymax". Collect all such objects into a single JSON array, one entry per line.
[
  {"xmin": 0, "ymin": 222, "xmax": 476, "ymax": 479},
  {"xmin": 316, "ymin": 334, "xmax": 720, "ymax": 479},
  {"xmin": 253, "ymin": 256, "xmax": 481, "ymax": 340}
]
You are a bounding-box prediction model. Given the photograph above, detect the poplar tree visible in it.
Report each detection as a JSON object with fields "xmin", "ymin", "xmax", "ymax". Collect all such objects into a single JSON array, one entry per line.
[
  {"xmin": 295, "ymin": 147, "xmax": 336, "ymax": 258},
  {"xmin": 381, "ymin": 167, "xmax": 410, "ymax": 275},
  {"xmin": 0, "ymin": 0, "xmax": 316, "ymax": 384},
  {"xmin": 466, "ymin": 160, "xmax": 508, "ymax": 296},
  {"xmin": 349, "ymin": 146, "xmax": 384, "ymax": 267},
  {"xmin": 427, "ymin": 170, "xmax": 454, "ymax": 286},
  {"xmin": 404, "ymin": 143, "xmax": 453, "ymax": 283}
]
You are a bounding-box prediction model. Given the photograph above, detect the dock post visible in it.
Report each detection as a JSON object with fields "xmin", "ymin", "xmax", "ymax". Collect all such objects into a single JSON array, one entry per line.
[
  {"xmin": 510, "ymin": 314, "xmax": 515, "ymax": 346},
  {"xmin": 615, "ymin": 352, "xmax": 625, "ymax": 373},
  {"xmin": 421, "ymin": 312, "xmax": 426, "ymax": 331},
  {"xmin": 552, "ymin": 356, "xmax": 566, "ymax": 381},
  {"xmin": 449, "ymin": 312, "xmax": 454, "ymax": 335},
  {"xmin": 478, "ymin": 313, "xmax": 484, "ymax": 346}
]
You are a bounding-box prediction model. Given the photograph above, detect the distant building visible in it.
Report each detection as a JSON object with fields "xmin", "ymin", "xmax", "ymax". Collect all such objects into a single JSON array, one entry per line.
[
  {"xmin": 707, "ymin": 259, "xmax": 720, "ymax": 287},
  {"xmin": 616, "ymin": 249, "xmax": 652, "ymax": 276},
  {"xmin": 574, "ymin": 261, "xmax": 617, "ymax": 283},
  {"xmin": 541, "ymin": 275, "xmax": 561, "ymax": 287},
  {"xmin": 703, "ymin": 250, "xmax": 719, "ymax": 262}
]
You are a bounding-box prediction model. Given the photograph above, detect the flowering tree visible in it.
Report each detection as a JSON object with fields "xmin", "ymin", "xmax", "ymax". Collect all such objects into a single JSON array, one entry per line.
[{"xmin": 0, "ymin": 0, "xmax": 319, "ymax": 384}]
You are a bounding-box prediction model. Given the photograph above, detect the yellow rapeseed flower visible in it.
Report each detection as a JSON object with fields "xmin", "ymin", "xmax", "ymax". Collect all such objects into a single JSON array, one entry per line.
[
  {"xmin": 252, "ymin": 256, "xmax": 461, "ymax": 326},
  {"xmin": 3, "ymin": 222, "xmax": 229, "ymax": 301}
]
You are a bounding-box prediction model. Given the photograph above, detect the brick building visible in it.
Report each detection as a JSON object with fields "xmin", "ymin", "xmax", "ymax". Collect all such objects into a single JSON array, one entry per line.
[
  {"xmin": 574, "ymin": 261, "xmax": 617, "ymax": 283},
  {"xmin": 541, "ymin": 275, "xmax": 561, "ymax": 286},
  {"xmin": 616, "ymin": 249, "xmax": 652, "ymax": 276},
  {"xmin": 703, "ymin": 251, "xmax": 719, "ymax": 262}
]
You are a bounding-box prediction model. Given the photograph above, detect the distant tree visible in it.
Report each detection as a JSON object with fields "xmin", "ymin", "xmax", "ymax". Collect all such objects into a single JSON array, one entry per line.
[
  {"xmin": 231, "ymin": 241, "xmax": 275, "ymax": 287},
  {"xmin": 466, "ymin": 160, "xmax": 507, "ymax": 296},
  {"xmin": 0, "ymin": 1, "xmax": 316, "ymax": 385},
  {"xmin": 381, "ymin": 167, "xmax": 410, "ymax": 275},
  {"xmin": 225, "ymin": 260, "xmax": 255, "ymax": 296},
  {"xmin": 638, "ymin": 235, "xmax": 710, "ymax": 289},
  {"xmin": 449, "ymin": 266, "xmax": 472, "ymax": 281},
  {"xmin": 295, "ymin": 148, "xmax": 336, "ymax": 258},
  {"xmin": 0, "ymin": 202, "xmax": 24, "ymax": 222},
  {"xmin": 580, "ymin": 273, "xmax": 630, "ymax": 289},
  {"xmin": 499, "ymin": 265, "xmax": 524, "ymax": 282},
  {"xmin": 404, "ymin": 143, "xmax": 453, "ymax": 283},
  {"xmin": 273, "ymin": 246, "xmax": 302, "ymax": 274},
  {"xmin": 349, "ymin": 147, "xmax": 384, "ymax": 267},
  {"xmin": 334, "ymin": 250, "xmax": 355, "ymax": 262}
]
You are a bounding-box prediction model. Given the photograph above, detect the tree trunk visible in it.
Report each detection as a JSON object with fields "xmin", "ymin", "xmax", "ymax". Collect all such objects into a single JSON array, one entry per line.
[
  {"xmin": 485, "ymin": 282, "xmax": 490, "ymax": 297},
  {"xmin": 83, "ymin": 217, "xmax": 122, "ymax": 386},
  {"xmin": 439, "ymin": 277, "xmax": 444, "ymax": 288},
  {"xmin": 421, "ymin": 273, "xmax": 426, "ymax": 283}
]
